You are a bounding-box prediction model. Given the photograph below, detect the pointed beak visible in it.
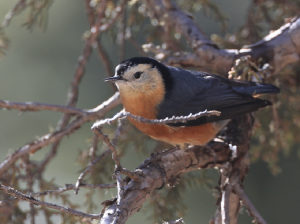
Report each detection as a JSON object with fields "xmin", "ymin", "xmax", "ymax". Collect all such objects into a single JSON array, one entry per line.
[{"xmin": 104, "ymin": 76, "xmax": 123, "ymax": 82}]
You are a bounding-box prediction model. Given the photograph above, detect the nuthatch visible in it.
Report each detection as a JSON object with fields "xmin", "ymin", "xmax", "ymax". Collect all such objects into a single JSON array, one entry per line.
[{"xmin": 105, "ymin": 57, "xmax": 280, "ymax": 146}]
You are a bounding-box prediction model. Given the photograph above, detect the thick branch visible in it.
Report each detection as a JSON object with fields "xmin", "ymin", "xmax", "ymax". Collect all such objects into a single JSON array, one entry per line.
[{"xmin": 100, "ymin": 143, "xmax": 232, "ymax": 223}]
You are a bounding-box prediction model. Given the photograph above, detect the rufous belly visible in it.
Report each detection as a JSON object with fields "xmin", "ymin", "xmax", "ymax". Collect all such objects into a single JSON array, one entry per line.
[{"xmin": 128, "ymin": 118, "xmax": 218, "ymax": 146}]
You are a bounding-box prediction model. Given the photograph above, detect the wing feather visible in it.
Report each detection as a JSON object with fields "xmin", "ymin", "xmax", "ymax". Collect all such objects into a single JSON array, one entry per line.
[{"xmin": 157, "ymin": 67, "xmax": 276, "ymax": 127}]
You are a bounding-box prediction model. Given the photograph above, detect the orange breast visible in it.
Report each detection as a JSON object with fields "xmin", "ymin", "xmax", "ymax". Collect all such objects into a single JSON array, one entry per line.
[{"xmin": 120, "ymin": 88, "xmax": 219, "ymax": 146}]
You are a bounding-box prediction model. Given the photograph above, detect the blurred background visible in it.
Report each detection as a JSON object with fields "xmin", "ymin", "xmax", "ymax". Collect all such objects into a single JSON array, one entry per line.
[{"xmin": 0, "ymin": 0, "xmax": 300, "ymax": 223}]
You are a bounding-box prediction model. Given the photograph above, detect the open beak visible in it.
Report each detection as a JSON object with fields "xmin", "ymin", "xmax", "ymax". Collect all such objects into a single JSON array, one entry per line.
[{"xmin": 104, "ymin": 76, "xmax": 123, "ymax": 82}]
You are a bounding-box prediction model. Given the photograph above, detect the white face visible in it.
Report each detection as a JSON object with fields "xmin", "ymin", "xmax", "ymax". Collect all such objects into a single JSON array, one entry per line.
[{"xmin": 114, "ymin": 64, "xmax": 163, "ymax": 94}]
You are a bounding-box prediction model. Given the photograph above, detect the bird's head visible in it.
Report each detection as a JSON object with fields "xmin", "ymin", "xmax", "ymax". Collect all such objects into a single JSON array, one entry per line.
[{"xmin": 105, "ymin": 57, "xmax": 172, "ymax": 96}]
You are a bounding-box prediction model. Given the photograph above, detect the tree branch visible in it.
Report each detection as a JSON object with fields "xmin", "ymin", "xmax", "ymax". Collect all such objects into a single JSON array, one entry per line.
[
  {"xmin": 233, "ymin": 184, "xmax": 267, "ymax": 224},
  {"xmin": 147, "ymin": 0, "xmax": 300, "ymax": 75},
  {"xmin": 0, "ymin": 92, "xmax": 121, "ymax": 176},
  {"xmin": 0, "ymin": 100, "xmax": 86, "ymax": 115},
  {"xmin": 0, "ymin": 184, "xmax": 101, "ymax": 220},
  {"xmin": 99, "ymin": 142, "xmax": 232, "ymax": 223}
]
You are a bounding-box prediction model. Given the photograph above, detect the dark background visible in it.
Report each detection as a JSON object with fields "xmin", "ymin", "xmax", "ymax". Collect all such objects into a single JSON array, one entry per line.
[{"xmin": 0, "ymin": 1, "xmax": 299, "ymax": 223}]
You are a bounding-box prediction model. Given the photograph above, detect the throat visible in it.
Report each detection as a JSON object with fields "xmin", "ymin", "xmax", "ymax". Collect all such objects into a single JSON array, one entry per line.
[{"xmin": 120, "ymin": 91, "xmax": 163, "ymax": 119}]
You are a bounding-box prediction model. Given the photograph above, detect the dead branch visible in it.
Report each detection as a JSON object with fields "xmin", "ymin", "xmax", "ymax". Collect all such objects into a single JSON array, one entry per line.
[{"xmin": 0, "ymin": 184, "xmax": 101, "ymax": 220}]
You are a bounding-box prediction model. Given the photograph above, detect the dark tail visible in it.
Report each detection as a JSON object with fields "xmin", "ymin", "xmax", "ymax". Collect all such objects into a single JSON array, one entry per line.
[{"xmin": 232, "ymin": 83, "xmax": 280, "ymax": 96}]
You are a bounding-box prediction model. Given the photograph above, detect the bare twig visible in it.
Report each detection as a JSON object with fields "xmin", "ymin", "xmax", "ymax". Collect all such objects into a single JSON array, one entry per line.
[
  {"xmin": 74, "ymin": 149, "xmax": 110, "ymax": 194},
  {"xmin": 233, "ymin": 184, "xmax": 267, "ymax": 224},
  {"xmin": 29, "ymin": 183, "xmax": 117, "ymax": 197},
  {"xmin": 92, "ymin": 128, "xmax": 122, "ymax": 170},
  {"xmin": 42, "ymin": 0, "xmax": 109, "ymax": 177},
  {"xmin": 0, "ymin": 100, "xmax": 86, "ymax": 116},
  {"xmin": 2, "ymin": 0, "xmax": 26, "ymax": 27},
  {"xmin": 118, "ymin": 7, "xmax": 126, "ymax": 62},
  {"xmin": 95, "ymin": 39, "xmax": 117, "ymax": 91},
  {"xmin": 84, "ymin": 0, "xmax": 95, "ymax": 25},
  {"xmin": 0, "ymin": 184, "xmax": 101, "ymax": 220},
  {"xmin": 99, "ymin": 0, "xmax": 129, "ymax": 32},
  {"xmin": 75, "ymin": 118, "xmax": 126, "ymax": 194},
  {"xmin": 0, "ymin": 92, "xmax": 121, "ymax": 176}
]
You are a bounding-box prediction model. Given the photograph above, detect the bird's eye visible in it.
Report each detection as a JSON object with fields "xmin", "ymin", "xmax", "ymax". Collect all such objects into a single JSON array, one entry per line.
[{"xmin": 134, "ymin": 72, "xmax": 142, "ymax": 79}]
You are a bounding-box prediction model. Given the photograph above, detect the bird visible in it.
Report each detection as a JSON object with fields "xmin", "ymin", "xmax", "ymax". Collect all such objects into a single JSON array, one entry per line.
[{"xmin": 104, "ymin": 57, "xmax": 280, "ymax": 147}]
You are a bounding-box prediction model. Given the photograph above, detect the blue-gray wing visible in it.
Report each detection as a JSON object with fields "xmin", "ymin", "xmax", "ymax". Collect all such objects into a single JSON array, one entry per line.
[{"xmin": 156, "ymin": 67, "xmax": 279, "ymax": 127}]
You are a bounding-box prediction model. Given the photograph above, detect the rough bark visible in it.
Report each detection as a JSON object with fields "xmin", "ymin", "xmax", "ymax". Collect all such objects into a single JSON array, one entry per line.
[{"xmin": 99, "ymin": 115, "xmax": 255, "ymax": 224}]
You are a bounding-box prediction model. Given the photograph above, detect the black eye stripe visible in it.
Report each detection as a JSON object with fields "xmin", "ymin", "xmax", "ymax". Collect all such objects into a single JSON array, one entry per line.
[{"xmin": 134, "ymin": 71, "xmax": 143, "ymax": 79}]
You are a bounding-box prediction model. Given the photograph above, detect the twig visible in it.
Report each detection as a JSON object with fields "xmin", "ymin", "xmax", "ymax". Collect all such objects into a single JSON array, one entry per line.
[
  {"xmin": 74, "ymin": 149, "xmax": 110, "ymax": 194},
  {"xmin": 42, "ymin": 0, "xmax": 109, "ymax": 177},
  {"xmin": 84, "ymin": 0, "xmax": 95, "ymax": 25},
  {"xmin": 29, "ymin": 183, "xmax": 117, "ymax": 197},
  {"xmin": 2, "ymin": 0, "xmax": 26, "ymax": 27},
  {"xmin": 233, "ymin": 184, "xmax": 267, "ymax": 224},
  {"xmin": 93, "ymin": 126, "xmax": 141, "ymax": 182},
  {"xmin": 92, "ymin": 128, "xmax": 122, "ymax": 170},
  {"xmin": 0, "ymin": 100, "xmax": 86, "ymax": 116},
  {"xmin": 95, "ymin": 39, "xmax": 117, "ymax": 91},
  {"xmin": 0, "ymin": 92, "xmax": 121, "ymax": 176},
  {"xmin": 92, "ymin": 109, "xmax": 220, "ymax": 129},
  {"xmin": 99, "ymin": 0, "xmax": 129, "ymax": 32},
  {"xmin": 75, "ymin": 119, "xmax": 126, "ymax": 194},
  {"xmin": 0, "ymin": 184, "xmax": 101, "ymax": 220}
]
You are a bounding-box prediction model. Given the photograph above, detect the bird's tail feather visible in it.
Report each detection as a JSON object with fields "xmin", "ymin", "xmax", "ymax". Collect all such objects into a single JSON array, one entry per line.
[{"xmin": 233, "ymin": 83, "xmax": 280, "ymax": 96}]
